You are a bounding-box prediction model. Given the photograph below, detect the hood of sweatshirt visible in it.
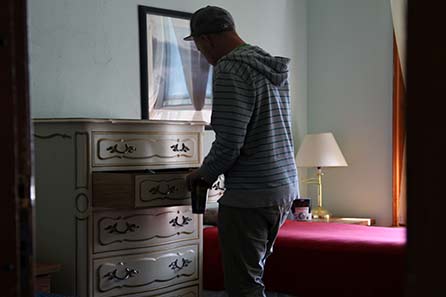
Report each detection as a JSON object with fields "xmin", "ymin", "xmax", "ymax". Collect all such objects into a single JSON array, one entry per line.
[{"xmin": 218, "ymin": 44, "xmax": 290, "ymax": 86}]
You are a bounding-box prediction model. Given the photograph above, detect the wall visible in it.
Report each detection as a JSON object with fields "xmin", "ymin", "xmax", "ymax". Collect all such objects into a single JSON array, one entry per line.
[
  {"xmin": 29, "ymin": 0, "xmax": 308, "ymax": 154},
  {"xmin": 307, "ymin": 0, "xmax": 393, "ymax": 225}
]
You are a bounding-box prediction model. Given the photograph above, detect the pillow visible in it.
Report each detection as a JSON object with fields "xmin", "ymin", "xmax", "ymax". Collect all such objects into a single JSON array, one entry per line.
[{"xmin": 203, "ymin": 202, "xmax": 219, "ymax": 226}]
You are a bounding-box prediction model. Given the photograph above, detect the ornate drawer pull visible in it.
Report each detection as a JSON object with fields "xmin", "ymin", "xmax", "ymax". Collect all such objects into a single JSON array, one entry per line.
[
  {"xmin": 169, "ymin": 216, "xmax": 192, "ymax": 227},
  {"xmin": 106, "ymin": 143, "xmax": 136, "ymax": 154},
  {"xmin": 170, "ymin": 143, "xmax": 190, "ymax": 153},
  {"xmin": 149, "ymin": 184, "xmax": 178, "ymax": 196},
  {"xmin": 104, "ymin": 222, "xmax": 140, "ymax": 234},
  {"xmin": 104, "ymin": 267, "xmax": 139, "ymax": 281},
  {"xmin": 212, "ymin": 181, "xmax": 225, "ymax": 191},
  {"xmin": 169, "ymin": 258, "xmax": 192, "ymax": 271}
]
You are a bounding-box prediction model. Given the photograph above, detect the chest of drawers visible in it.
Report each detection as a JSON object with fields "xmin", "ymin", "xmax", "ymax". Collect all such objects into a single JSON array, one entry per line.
[{"xmin": 34, "ymin": 119, "xmax": 206, "ymax": 297}]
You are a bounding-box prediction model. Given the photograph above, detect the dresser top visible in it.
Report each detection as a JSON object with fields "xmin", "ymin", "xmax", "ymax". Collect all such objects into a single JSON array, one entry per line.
[{"xmin": 33, "ymin": 118, "xmax": 207, "ymax": 127}]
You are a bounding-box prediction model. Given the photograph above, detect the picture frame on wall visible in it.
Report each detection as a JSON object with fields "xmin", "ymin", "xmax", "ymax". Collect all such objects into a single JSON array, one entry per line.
[{"xmin": 138, "ymin": 5, "xmax": 213, "ymax": 124}]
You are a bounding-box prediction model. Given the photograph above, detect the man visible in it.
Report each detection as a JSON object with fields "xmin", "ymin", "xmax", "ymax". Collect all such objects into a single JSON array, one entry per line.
[{"xmin": 184, "ymin": 6, "xmax": 299, "ymax": 297}]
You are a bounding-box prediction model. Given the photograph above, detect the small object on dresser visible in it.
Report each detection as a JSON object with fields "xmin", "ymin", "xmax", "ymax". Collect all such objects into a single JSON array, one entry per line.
[
  {"xmin": 191, "ymin": 178, "xmax": 210, "ymax": 214},
  {"xmin": 291, "ymin": 198, "xmax": 312, "ymax": 221}
]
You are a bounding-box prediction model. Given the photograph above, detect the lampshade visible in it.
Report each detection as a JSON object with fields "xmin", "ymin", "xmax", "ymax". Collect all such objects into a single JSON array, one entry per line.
[{"xmin": 296, "ymin": 132, "xmax": 348, "ymax": 168}]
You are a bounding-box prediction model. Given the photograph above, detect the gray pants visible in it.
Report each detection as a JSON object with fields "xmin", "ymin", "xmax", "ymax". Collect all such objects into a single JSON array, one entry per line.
[{"xmin": 217, "ymin": 202, "xmax": 292, "ymax": 297}]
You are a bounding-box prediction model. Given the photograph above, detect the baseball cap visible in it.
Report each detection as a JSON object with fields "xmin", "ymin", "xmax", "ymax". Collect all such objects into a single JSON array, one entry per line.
[{"xmin": 183, "ymin": 6, "xmax": 235, "ymax": 41}]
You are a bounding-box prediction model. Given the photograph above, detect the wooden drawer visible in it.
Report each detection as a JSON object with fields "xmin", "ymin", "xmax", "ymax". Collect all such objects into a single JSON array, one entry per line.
[
  {"xmin": 93, "ymin": 206, "xmax": 199, "ymax": 253},
  {"xmin": 93, "ymin": 244, "xmax": 198, "ymax": 297},
  {"xmin": 93, "ymin": 171, "xmax": 224, "ymax": 208},
  {"xmin": 93, "ymin": 171, "xmax": 190, "ymax": 208},
  {"xmin": 91, "ymin": 131, "xmax": 201, "ymax": 169}
]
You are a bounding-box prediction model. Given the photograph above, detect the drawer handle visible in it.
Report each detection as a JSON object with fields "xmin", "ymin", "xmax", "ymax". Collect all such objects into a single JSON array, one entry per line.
[
  {"xmin": 104, "ymin": 267, "xmax": 139, "ymax": 281},
  {"xmin": 212, "ymin": 181, "xmax": 225, "ymax": 191},
  {"xmin": 149, "ymin": 184, "xmax": 178, "ymax": 196},
  {"xmin": 169, "ymin": 258, "xmax": 192, "ymax": 271},
  {"xmin": 170, "ymin": 143, "xmax": 190, "ymax": 153},
  {"xmin": 106, "ymin": 143, "xmax": 136, "ymax": 155},
  {"xmin": 104, "ymin": 222, "xmax": 140, "ymax": 234},
  {"xmin": 169, "ymin": 216, "xmax": 192, "ymax": 227}
]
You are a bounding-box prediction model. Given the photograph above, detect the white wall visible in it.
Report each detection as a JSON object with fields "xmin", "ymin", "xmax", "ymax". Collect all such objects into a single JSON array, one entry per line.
[
  {"xmin": 29, "ymin": 0, "xmax": 308, "ymax": 152},
  {"xmin": 307, "ymin": 0, "xmax": 393, "ymax": 225}
]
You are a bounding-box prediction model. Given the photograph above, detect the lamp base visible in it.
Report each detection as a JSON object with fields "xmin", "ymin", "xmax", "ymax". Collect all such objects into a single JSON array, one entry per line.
[{"xmin": 312, "ymin": 206, "xmax": 330, "ymax": 220}]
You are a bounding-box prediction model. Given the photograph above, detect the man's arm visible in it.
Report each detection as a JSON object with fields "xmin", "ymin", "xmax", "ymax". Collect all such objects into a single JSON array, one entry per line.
[{"xmin": 196, "ymin": 68, "xmax": 255, "ymax": 185}]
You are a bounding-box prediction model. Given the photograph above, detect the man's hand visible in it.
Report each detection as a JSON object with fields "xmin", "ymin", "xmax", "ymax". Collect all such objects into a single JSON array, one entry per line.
[{"xmin": 186, "ymin": 169, "xmax": 202, "ymax": 192}]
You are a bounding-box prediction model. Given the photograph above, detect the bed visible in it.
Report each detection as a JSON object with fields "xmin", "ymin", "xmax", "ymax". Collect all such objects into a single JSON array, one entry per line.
[{"xmin": 203, "ymin": 219, "xmax": 406, "ymax": 297}]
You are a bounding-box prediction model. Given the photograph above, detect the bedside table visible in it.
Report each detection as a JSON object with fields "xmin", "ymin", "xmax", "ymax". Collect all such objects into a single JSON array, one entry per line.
[
  {"xmin": 311, "ymin": 217, "xmax": 376, "ymax": 226},
  {"xmin": 35, "ymin": 263, "xmax": 62, "ymax": 293}
]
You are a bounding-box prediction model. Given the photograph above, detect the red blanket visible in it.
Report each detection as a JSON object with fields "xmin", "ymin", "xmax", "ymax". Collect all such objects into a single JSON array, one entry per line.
[{"xmin": 203, "ymin": 220, "xmax": 406, "ymax": 297}]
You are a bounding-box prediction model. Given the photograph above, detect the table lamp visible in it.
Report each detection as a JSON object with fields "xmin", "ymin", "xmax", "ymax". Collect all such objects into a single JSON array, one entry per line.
[{"xmin": 296, "ymin": 132, "xmax": 348, "ymax": 219}]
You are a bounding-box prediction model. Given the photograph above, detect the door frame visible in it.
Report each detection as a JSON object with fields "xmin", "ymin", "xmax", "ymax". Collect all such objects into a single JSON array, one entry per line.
[{"xmin": 0, "ymin": 0, "xmax": 34, "ymax": 296}]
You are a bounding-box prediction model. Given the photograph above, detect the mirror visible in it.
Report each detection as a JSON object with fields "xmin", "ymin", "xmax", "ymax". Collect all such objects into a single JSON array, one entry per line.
[{"xmin": 138, "ymin": 6, "xmax": 213, "ymax": 123}]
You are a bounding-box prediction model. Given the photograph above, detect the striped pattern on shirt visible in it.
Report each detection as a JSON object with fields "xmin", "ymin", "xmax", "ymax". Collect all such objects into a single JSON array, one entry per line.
[{"xmin": 198, "ymin": 45, "xmax": 299, "ymax": 207}]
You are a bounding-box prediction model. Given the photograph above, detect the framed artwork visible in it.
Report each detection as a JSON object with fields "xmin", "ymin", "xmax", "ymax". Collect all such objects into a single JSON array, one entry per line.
[{"xmin": 138, "ymin": 5, "xmax": 213, "ymax": 124}]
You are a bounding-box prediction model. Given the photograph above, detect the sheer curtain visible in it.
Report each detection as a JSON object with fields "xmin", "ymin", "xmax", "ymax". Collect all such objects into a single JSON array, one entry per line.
[
  {"xmin": 147, "ymin": 15, "xmax": 167, "ymax": 113},
  {"xmin": 173, "ymin": 26, "xmax": 211, "ymax": 111},
  {"xmin": 390, "ymin": 0, "xmax": 407, "ymax": 226},
  {"xmin": 148, "ymin": 16, "xmax": 211, "ymax": 121}
]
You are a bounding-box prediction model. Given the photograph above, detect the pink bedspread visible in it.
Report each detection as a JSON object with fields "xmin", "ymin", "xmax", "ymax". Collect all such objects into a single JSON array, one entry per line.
[{"xmin": 203, "ymin": 220, "xmax": 406, "ymax": 297}]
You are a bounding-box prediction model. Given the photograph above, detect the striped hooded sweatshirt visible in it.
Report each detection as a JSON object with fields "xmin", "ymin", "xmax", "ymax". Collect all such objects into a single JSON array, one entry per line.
[{"xmin": 197, "ymin": 44, "xmax": 299, "ymax": 208}]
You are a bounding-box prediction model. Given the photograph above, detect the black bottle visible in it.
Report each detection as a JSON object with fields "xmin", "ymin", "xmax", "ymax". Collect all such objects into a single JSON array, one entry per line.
[{"xmin": 191, "ymin": 178, "xmax": 210, "ymax": 214}]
